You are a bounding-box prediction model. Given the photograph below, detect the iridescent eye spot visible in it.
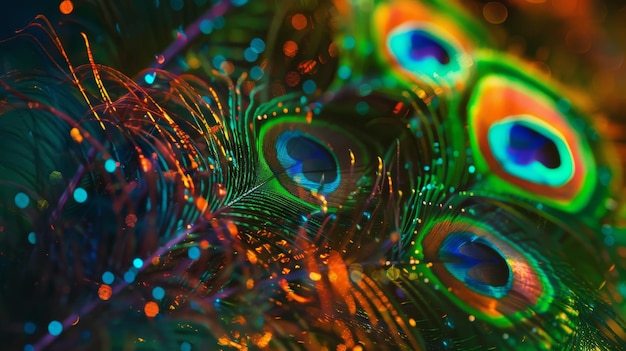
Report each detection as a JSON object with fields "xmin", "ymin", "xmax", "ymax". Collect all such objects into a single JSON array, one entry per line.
[
  {"xmin": 467, "ymin": 72, "xmax": 596, "ymax": 210},
  {"xmin": 417, "ymin": 217, "xmax": 554, "ymax": 326},
  {"xmin": 507, "ymin": 124, "xmax": 560, "ymax": 169},
  {"xmin": 408, "ymin": 30, "xmax": 450, "ymax": 64},
  {"xmin": 258, "ymin": 116, "xmax": 370, "ymax": 209},
  {"xmin": 488, "ymin": 116, "xmax": 574, "ymax": 187},
  {"xmin": 439, "ymin": 232, "xmax": 512, "ymax": 298},
  {"xmin": 387, "ymin": 24, "xmax": 462, "ymax": 80},
  {"xmin": 276, "ymin": 130, "xmax": 340, "ymax": 194}
]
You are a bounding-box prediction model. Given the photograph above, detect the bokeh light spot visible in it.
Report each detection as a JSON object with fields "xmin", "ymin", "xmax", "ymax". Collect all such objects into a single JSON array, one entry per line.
[
  {"xmin": 24, "ymin": 322, "xmax": 36, "ymax": 334},
  {"xmin": 70, "ymin": 127, "xmax": 83, "ymax": 143},
  {"xmin": 483, "ymin": 2, "xmax": 508, "ymax": 24},
  {"xmin": 152, "ymin": 286, "xmax": 165, "ymax": 300},
  {"xmin": 144, "ymin": 301, "xmax": 159, "ymax": 317},
  {"xmin": 283, "ymin": 40, "xmax": 298, "ymax": 57},
  {"xmin": 291, "ymin": 14, "xmax": 307, "ymax": 30},
  {"xmin": 14, "ymin": 192, "xmax": 29, "ymax": 209},
  {"xmin": 285, "ymin": 71, "xmax": 301, "ymax": 87},
  {"xmin": 59, "ymin": 0, "xmax": 74, "ymax": 15},
  {"xmin": 27, "ymin": 232, "xmax": 36, "ymax": 245},
  {"xmin": 133, "ymin": 258, "xmax": 144, "ymax": 269},
  {"xmin": 102, "ymin": 271, "xmax": 114, "ymax": 284},
  {"xmin": 98, "ymin": 284, "xmax": 112, "ymax": 300},
  {"xmin": 302, "ymin": 80, "xmax": 317, "ymax": 94},
  {"xmin": 123, "ymin": 271, "xmax": 136, "ymax": 283},
  {"xmin": 48, "ymin": 320, "xmax": 63, "ymax": 336},
  {"xmin": 188, "ymin": 246, "xmax": 201, "ymax": 260},
  {"xmin": 73, "ymin": 187, "xmax": 87, "ymax": 203},
  {"xmin": 180, "ymin": 341, "xmax": 192, "ymax": 351},
  {"xmin": 250, "ymin": 38, "xmax": 266, "ymax": 53}
]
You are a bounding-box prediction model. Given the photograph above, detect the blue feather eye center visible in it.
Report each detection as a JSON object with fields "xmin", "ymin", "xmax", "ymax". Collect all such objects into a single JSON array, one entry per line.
[
  {"xmin": 408, "ymin": 30, "xmax": 450, "ymax": 64},
  {"xmin": 439, "ymin": 232, "xmax": 512, "ymax": 298},
  {"xmin": 507, "ymin": 123, "xmax": 560, "ymax": 169},
  {"xmin": 387, "ymin": 23, "xmax": 463, "ymax": 79},
  {"xmin": 276, "ymin": 130, "xmax": 340, "ymax": 194},
  {"xmin": 488, "ymin": 116, "xmax": 574, "ymax": 186}
]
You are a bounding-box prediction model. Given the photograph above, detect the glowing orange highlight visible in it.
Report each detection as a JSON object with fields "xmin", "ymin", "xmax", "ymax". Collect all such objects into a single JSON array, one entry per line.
[
  {"xmin": 226, "ymin": 221, "xmax": 238, "ymax": 236},
  {"xmin": 283, "ymin": 40, "xmax": 298, "ymax": 57},
  {"xmin": 59, "ymin": 0, "xmax": 74, "ymax": 15},
  {"xmin": 70, "ymin": 128, "xmax": 83, "ymax": 143},
  {"xmin": 309, "ymin": 272, "xmax": 322, "ymax": 281},
  {"xmin": 144, "ymin": 301, "xmax": 159, "ymax": 317},
  {"xmin": 195, "ymin": 196, "xmax": 208, "ymax": 211},
  {"xmin": 278, "ymin": 279, "xmax": 313, "ymax": 303},
  {"xmin": 139, "ymin": 156, "xmax": 152, "ymax": 172},
  {"xmin": 199, "ymin": 240, "xmax": 210, "ymax": 249},
  {"xmin": 98, "ymin": 284, "xmax": 112, "ymax": 300},
  {"xmin": 291, "ymin": 14, "xmax": 307, "ymax": 30},
  {"xmin": 246, "ymin": 250, "xmax": 258, "ymax": 264},
  {"xmin": 297, "ymin": 59, "xmax": 317, "ymax": 74},
  {"xmin": 125, "ymin": 214, "xmax": 137, "ymax": 227}
]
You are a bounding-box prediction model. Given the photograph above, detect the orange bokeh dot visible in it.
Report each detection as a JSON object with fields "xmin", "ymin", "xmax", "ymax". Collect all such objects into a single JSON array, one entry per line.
[
  {"xmin": 283, "ymin": 40, "xmax": 299, "ymax": 57},
  {"xmin": 199, "ymin": 240, "xmax": 210, "ymax": 249},
  {"xmin": 220, "ymin": 61, "xmax": 235, "ymax": 75},
  {"xmin": 98, "ymin": 284, "xmax": 112, "ymax": 301},
  {"xmin": 291, "ymin": 14, "xmax": 307, "ymax": 30},
  {"xmin": 328, "ymin": 42, "xmax": 338, "ymax": 57},
  {"xmin": 195, "ymin": 196, "xmax": 208, "ymax": 211},
  {"xmin": 483, "ymin": 2, "xmax": 508, "ymax": 24},
  {"xmin": 59, "ymin": 0, "xmax": 74, "ymax": 15},
  {"xmin": 285, "ymin": 71, "xmax": 301, "ymax": 87},
  {"xmin": 125, "ymin": 214, "xmax": 137, "ymax": 227},
  {"xmin": 144, "ymin": 301, "xmax": 159, "ymax": 317}
]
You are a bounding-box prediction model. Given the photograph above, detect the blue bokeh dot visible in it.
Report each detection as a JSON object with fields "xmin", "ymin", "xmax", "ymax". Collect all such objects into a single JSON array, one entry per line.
[
  {"xmin": 48, "ymin": 320, "xmax": 63, "ymax": 336},
  {"xmin": 144, "ymin": 72, "xmax": 156, "ymax": 85},
  {"xmin": 188, "ymin": 246, "xmax": 201, "ymax": 260},
  {"xmin": 14, "ymin": 192, "xmax": 29, "ymax": 209},
  {"xmin": 243, "ymin": 48, "xmax": 259, "ymax": 62},
  {"xmin": 123, "ymin": 271, "xmax": 136, "ymax": 283},
  {"xmin": 250, "ymin": 38, "xmax": 266, "ymax": 53},
  {"xmin": 24, "ymin": 322, "xmax": 36, "ymax": 334},
  {"xmin": 199, "ymin": 19, "xmax": 213, "ymax": 34},
  {"xmin": 73, "ymin": 188, "xmax": 88, "ymax": 203},
  {"xmin": 102, "ymin": 271, "xmax": 114, "ymax": 285},
  {"xmin": 337, "ymin": 66, "xmax": 351, "ymax": 80},
  {"xmin": 302, "ymin": 80, "xmax": 317, "ymax": 94},
  {"xmin": 180, "ymin": 341, "xmax": 192, "ymax": 351},
  {"xmin": 133, "ymin": 258, "xmax": 144, "ymax": 269},
  {"xmin": 250, "ymin": 66, "xmax": 264, "ymax": 80},
  {"xmin": 104, "ymin": 159, "xmax": 117, "ymax": 173},
  {"xmin": 152, "ymin": 286, "xmax": 165, "ymax": 300}
]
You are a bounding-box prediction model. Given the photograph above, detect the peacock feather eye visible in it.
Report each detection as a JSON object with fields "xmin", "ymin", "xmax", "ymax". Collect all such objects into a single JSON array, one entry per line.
[
  {"xmin": 465, "ymin": 53, "xmax": 601, "ymax": 212},
  {"xmin": 438, "ymin": 232, "xmax": 513, "ymax": 299},
  {"xmin": 372, "ymin": 0, "xmax": 485, "ymax": 89},
  {"xmin": 415, "ymin": 214, "xmax": 553, "ymax": 327},
  {"xmin": 274, "ymin": 130, "xmax": 341, "ymax": 195},
  {"xmin": 258, "ymin": 117, "xmax": 355, "ymax": 208},
  {"xmin": 255, "ymin": 100, "xmax": 374, "ymax": 210}
]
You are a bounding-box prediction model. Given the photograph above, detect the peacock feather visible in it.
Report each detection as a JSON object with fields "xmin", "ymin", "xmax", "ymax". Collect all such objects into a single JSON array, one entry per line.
[{"xmin": 0, "ymin": 0, "xmax": 625, "ymax": 350}]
